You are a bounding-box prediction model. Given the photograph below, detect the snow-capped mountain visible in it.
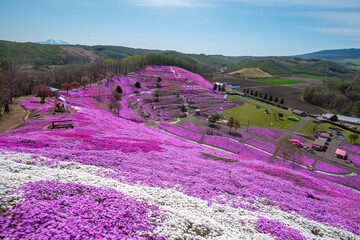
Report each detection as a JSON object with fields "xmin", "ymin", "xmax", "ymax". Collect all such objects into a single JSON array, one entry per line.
[{"xmin": 37, "ymin": 39, "xmax": 71, "ymax": 45}]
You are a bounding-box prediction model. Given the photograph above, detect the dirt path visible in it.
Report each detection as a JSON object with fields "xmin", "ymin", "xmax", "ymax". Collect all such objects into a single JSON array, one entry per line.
[
  {"xmin": 41, "ymin": 108, "xmax": 76, "ymax": 130},
  {"xmin": 0, "ymin": 96, "xmax": 31, "ymax": 134}
]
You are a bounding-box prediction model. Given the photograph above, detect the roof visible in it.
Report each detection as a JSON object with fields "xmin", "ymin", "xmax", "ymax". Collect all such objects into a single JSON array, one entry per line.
[
  {"xmin": 292, "ymin": 109, "xmax": 304, "ymax": 114},
  {"xmin": 320, "ymin": 132, "xmax": 330, "ymax": 138},
  {"xmin": 313, "ymin": 139, "xmax": 326, "ymax": 147},
  {"xmin": 335, "ymin": 149, "xmax": 347, "ymax": 156},
  {"xmin": 228, "ymin": 84, "xmax": 240, "ymax": 88},
  {"xmin": 50, "ymin": 87, "xmax": 60, "ymax": 92},
  {"xmin": 322, "ymin": 113, "xmax": 360, "ymax": 125}
]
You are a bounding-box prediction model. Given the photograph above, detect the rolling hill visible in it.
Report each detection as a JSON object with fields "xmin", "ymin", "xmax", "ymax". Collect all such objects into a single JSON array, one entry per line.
[
  {"xmin": 297, "ymin": 48, "xmax": 360, "ymax": 70},
  {"xmin": 1, "ymin": 66, "xmax": 359, "ymax": 239},
  {"xmin": 227, "ymin": 68, "xmax": 273, "ymax": 78},
  {"xmin": 0, "ymin": 40, "xmax": 357, "ymax": 77},
  {"xmin": 297, "ymin": 48, "xmax": 360, "ymax": 60},
  {"xmin": 227, "ymin": 57, "xmax": 352, "ymax": 76}
]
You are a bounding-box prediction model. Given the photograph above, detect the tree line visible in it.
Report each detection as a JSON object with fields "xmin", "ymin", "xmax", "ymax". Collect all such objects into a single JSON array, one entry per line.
[
  {"xmin": 302, "ymin": 80, "xmax": 360, "ymax": 117},
  {"xmin": 0, "ymin": 53, "xmax": 216, "ymax": 118}
]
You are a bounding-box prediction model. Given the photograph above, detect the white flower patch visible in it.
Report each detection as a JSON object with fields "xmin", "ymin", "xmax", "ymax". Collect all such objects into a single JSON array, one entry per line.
[{"xmin": 0, "ymin": 151, "xmax": 358, "ymax": 240}]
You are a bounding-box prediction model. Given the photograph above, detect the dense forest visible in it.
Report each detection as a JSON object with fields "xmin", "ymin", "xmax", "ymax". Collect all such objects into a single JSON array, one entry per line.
[
  {"xmin": 0, "ymin": 53, "xmax": 215, "ymax": 118},
  {"xmin": 302, "ymin": 80, "xmax": 360, "ymax": 117}
]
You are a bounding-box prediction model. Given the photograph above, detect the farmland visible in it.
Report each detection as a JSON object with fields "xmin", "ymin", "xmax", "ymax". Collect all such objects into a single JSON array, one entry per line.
[
  {"xmin": 212, "ymin": 73, "xmax": 326, "ymax": 114},
  {"xmin": 295, "ymin": 74, "xmax": 338, "ymax": 81},
  {"xmin": 249, "ymin": 78, "xmax": 305, "ymax": 85}
]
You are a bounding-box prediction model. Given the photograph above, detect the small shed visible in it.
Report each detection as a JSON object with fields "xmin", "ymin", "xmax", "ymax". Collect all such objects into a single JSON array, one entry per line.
[
  {"xmin": 50, "ymin": 87, "xmax": 60, "ymax": 97},
  {"xmin": 312, "ymin": 139, "xmax": 326, "ymax": 151},
  {"xmin": 320, "ymin": 132, "xmax": 330, "ymax": 140},
  {"xmin": 335, "ymin": 149, "xmax": 347, "ymax": 159},
  {"xmin": 292, "ymin": 109, "xmax": 306, "ymax": 117},
  {"xmin": 228, "ymin": 84, "xmax": 240, "ymax": 89}
]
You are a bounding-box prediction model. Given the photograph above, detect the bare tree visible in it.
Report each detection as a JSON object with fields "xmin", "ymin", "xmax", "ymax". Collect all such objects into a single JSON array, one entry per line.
[
  {"xmin": 32, "ymin": 85, "xmax": 52, "ymax": 103},
  {"xmin": 349, "ymin": 134, "xmax": 359, "ymax": 144},
  {"xmin": 97, "ymin": 81, "xmax": 105, "ymax": 100},
  {"xmin": 234, "ymin": 119, "xmax": 240, "ymax": 134},
  {"xmin": 60, "ymin": 82, "xmax": 72, "ymax": 94},
  {"xmin": 227, "ymin": 117, "xmax": 234, "ymax": 133},
  {"xmin": 81, "ymin": 76, "xmax": 90, "ymax": 89},
  {"xmin": 272, "ymin": 136, "xmax": 298, "ymax": 167},
  {"xmin": 272, "ymin": 112, "xmax": 278, "ymax": 121},
  {"xmin": 71, "ymin": 81, "xmax": 80, "ymax": 91}
]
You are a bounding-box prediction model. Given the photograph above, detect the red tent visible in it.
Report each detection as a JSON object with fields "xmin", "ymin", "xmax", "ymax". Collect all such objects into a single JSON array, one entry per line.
[{"xmin": 289, "ymin": 139, "xmax": 304, "ymax": 146}]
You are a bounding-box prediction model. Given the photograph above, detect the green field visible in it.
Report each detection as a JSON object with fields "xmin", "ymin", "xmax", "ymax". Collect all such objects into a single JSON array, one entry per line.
[
  {"xmin": 249, "ymin": 78, "xmax": 305, "ymax": 85},
  {"xmin": 223, "ymin": 96, "xmax": 298, "ymax": 130},
  {"xmin": 339, "ymin": 59, "xmax": 360, "ymax": 70},
  {"xmin": 295, "ymin": 121, "xmax": 360, "ymax": 145},
  {"xmin": 295, "ymin": 120, "xmax": 329, "ymax": 137},
  {"xmin": 295, "ymin": 74, "xmax": 338, "ymax": 81}
]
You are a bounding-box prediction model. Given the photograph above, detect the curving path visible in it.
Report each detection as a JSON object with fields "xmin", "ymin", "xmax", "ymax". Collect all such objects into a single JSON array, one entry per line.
[{"xmin": 0, "ymin": 96, "xmax": 31, "ymax": 133}]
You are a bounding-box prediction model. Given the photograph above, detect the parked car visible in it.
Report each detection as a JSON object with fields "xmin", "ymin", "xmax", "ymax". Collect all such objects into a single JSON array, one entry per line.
[{"xmin": 303, "ymin": 146, "xmax": 315, "ymax": 154}]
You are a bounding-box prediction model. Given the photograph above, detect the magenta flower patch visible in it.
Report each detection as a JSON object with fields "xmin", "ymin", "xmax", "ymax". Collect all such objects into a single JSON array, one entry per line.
[
  {"xmin": 256, "ymin": 216, "xmax": 306, "ymax": 240},
  {"xmin": 0, "ymin": 181, "xmax": 165, "ymax": 240}
]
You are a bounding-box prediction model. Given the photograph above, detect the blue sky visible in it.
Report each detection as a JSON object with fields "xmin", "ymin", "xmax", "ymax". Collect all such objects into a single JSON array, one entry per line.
[{"xmin": 0, "ymin": 0, "xmax": 359, "ymax": 56}]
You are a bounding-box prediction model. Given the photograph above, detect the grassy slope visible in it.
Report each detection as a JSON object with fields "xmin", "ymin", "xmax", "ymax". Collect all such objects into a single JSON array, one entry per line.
[
  {"xmin": 0, "ymin": 40, "xmax": 65, "ymax": 64},
  {"xmin": 228, "ymin": 57, "xmax": 351, "ymax": 76},
  {"xmin": 338, "ymin": 59, "xmax": 360, "ymax": 70},
  {"xmin": 228, "ymin": 68, "xmax": 273, "ymax": 78}
]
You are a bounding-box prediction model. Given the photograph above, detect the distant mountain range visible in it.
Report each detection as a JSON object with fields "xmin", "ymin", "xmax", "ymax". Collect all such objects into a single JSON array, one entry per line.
[
  {"xmin": 297, "ymin": 48, "xmax": 360, "ymax": 60},
  {"xmin": 1, "ymin": 39, "xmax": 359, "ymax": 72},
  {"xmin": 37, "ymin": 39, "xmax": 71, "ymax": 45}
]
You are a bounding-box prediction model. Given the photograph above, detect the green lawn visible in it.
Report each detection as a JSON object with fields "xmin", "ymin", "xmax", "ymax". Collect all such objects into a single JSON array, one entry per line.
[
  {"xmin": 295, "ymin": 121, "xmax": 329, "ymax": 137},
  {"xmin": 295, "ymin": 74, "xmax": 338, "ymax": 81},
  {"xmin": 229, "ymin": 96, "xmax": 292, "ymax": 114},
  {"xmin": 249, "ymin": 78, "xmax": 305, "ymax": 85},
  {"xmin": 295, "ymin": 121, "xmax": 360, "ymax": 145},
  {"xmin": 223, "ymin": 97, "xmax": 298, "ymax": 130},
  {"xmin": 330, "ymin": 127, "xmax": 360, "ymax": 145}
]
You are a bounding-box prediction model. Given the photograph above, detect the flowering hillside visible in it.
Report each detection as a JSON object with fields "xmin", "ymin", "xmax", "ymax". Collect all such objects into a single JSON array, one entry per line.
[{"xmin": 1, "ymin": 66, "xmax": 360, "ymax": 239}]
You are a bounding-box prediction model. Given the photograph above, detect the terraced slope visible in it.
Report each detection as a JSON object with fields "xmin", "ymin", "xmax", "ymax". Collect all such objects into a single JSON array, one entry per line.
[{"xmin": 0, "ymin": 66, "xmax": 359, "ymax": 239}]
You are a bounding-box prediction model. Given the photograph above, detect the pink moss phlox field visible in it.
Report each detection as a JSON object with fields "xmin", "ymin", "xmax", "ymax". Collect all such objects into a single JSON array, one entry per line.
[
  {"xmin": 203, "ymin": 135, "xmax": 272, "ymax": 161},
  {"xmin": 157, "ymin": 123, "xmax": 202, "ymax": 142},
  {"xmin": 215, "ymin": 131, "xmax": 253, "ymax": 142},
  {"xmin": 1, "ymin": 66, "xmax": 360, "ymax": 237},
  {"xmin": 339, "ymin": 142, "xmax": 360, "ymax": 155},
  {"xmin": 256, "ymin": 216, "xmax": 306, "ymax": 240},
  {"xmin": 347, "ymin": 154, "xmax": 360, "ymax": 168},
  {"xmin": 178, "ymin": 123, "xmax": 205, "ymax": 133},
  {"xmin": 290, "ymin": 134, "xmax": 307, "ymax": 143},
  {"xmin": 314, "ymin": 160, "xmax": 350, "ymax": 174},
  {"xmin": 246, "ymin": 138, "xmax": 276, "ymax": 153},
  {"xmin": 243, "ymin": 128, "xmax": 286, "ymax": 141},
  {"xmin": 0, "ymin": 181, "xmax": 165, "ymax": 240}
]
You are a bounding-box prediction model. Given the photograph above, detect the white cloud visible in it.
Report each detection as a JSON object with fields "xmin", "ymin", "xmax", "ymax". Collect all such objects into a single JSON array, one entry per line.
[
  {"xmin": 312, "ymin": 11, "xmax": 360, "ymax": 38},
  {"xmin": 90, "ymin": 36, "xmax": 95, "ymax": 40}
]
